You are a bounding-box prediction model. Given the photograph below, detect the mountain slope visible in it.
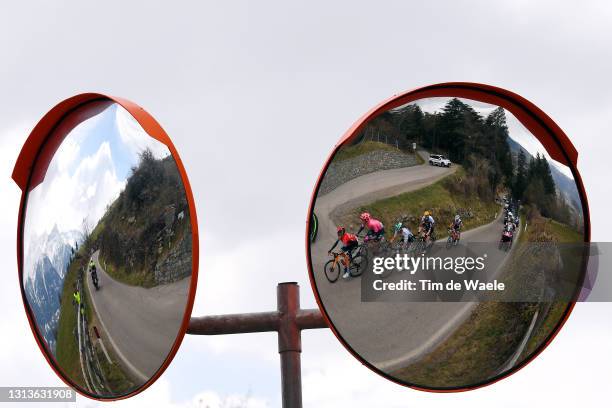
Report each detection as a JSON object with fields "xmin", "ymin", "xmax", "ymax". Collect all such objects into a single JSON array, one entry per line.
[
  {"xmin": 23, "ymin": 226, "xmax": 82, "ymax": 355},
  {"xmin": 507, "ymin": 137, "xmax": 581, "ymax": 212},
  {"xmin": 92, "ymin": 150, "xmax": 192, "ymax": 287}
]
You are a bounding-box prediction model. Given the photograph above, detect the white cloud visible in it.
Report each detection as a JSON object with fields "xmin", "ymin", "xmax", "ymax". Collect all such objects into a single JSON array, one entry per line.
[
  {"xmin": 23, "ymin": 140, "xmax": 125, "ymax": 261},
  {"xmin": 115, "ymin": 105, "xmax": 170, "ymax": 161},
  {"xmin": 54, "ymin": 136, "xmax": 80, "ymax": 173},
  {"xmin": 74, "ymin": 378, "xmax": 269, "ymax": 408},
  {"xmin": 182, "ymin": 390, "xmax": 269, "ymax": 408}
]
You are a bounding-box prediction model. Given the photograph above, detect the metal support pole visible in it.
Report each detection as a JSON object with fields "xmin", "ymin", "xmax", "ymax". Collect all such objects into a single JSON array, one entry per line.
[
  {"xmin": 277, "ymin": 282, "xmax": 301, "ymax": 407},
  {"xmin": 187, "ymin": 282, "xmax": 327, "ymax": 408}
]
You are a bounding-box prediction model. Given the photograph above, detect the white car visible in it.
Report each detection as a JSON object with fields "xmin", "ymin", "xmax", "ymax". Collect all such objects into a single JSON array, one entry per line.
[{"xmin": 429, "ymin": 154, "xmax": 452, "ymax": 167}]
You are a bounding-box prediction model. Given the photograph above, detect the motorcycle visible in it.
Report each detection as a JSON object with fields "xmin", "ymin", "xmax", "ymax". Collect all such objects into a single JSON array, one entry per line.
[
  {"xmin": 91, "ymin": 267, "xmax": 99, "ymax": 291},
  {"xmin": 498, "ymin": 229, "xmax": 513, "ymax": 252}
]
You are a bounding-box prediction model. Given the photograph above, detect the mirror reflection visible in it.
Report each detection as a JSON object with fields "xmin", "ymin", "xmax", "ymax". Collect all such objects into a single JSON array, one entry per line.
[
  {"xmin": 22, "ymin": 101, "xmax": 192, "ymax": 397},
  {"xmin": 309, "ymin": 97, "xmax": 585, "ymax": 389}
]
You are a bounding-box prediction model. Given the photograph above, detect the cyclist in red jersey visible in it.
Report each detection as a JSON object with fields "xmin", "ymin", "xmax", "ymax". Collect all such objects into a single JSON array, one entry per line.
[{"xmin": 328, "ymin": 226, "xmax": 359, "ymax": 279}]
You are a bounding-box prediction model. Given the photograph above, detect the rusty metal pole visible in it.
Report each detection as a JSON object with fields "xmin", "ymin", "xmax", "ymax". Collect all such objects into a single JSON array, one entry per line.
[
  {"xmin": 187, "ymin": 282, "xmax": 327, "ymax": 408},
  {"xmin": 277, "ymin": 282, "xmax": 301, "ymax": 408}
]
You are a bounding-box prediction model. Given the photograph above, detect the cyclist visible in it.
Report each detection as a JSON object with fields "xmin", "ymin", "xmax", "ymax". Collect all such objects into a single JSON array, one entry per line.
[
  {"xmin": 421, "ymin": 211, "xmax": 435, "ymax": 242},
  {"xmin": 328, "ymin": 226, "xmax": 359, "ymax": 279},
  {"xmin": 357, "ymin": 212, "xmax": 385, "ymax": 242},
  {"xmin": 449, "ymin": 214, "xmax": 463, "ymax": 241},
  {"xmin": 391, "ymin": 221, "xmax": 414, "ymax": 247}
]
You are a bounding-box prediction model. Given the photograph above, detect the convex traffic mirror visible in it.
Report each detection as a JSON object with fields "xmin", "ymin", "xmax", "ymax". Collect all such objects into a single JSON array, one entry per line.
[
  {"xmin": 12, "ymin": 95, "xmax": 198, "ymax": 399},
  {"xmin": 307, "ymin": 83, "xmax": 590, "ymax": 390}
]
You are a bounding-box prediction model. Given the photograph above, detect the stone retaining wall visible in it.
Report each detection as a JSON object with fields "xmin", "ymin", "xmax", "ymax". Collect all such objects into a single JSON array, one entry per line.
[
  {"xmin": 318, "ymin": 150, "xmax": 419, "ymax": 196},
  {"xmin": 154, "ymin": 232, "xmax": 192, "ymax": 285}
]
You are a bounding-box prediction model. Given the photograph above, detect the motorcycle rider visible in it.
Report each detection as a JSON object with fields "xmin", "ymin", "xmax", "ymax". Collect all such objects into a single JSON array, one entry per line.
[
  {"xmin": 501, "ymin": 220, "xmax": 516, "ymax": 246},
  {"xmin": 357, "ymin": 212, "xmax": 385, "ymax": 242},
  {"xmin": 89, "ymin": 259, "xmax": 98, "ymax": 287},
  {"xmin": 328, "ymin": 226, "xmax": 359, "ymax": 279}
]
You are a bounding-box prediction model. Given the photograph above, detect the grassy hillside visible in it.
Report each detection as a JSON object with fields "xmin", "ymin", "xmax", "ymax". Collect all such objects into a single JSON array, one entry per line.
[
  {"xmin": 55, "ymin": 243, "xmax": 135, "ymax": 395},
  {"xmin": 334, "ymin": 167, "xmax": 499, "ymax": 239},
  {"xmin": 55, "ymin": 251, "xmax": 87, "ymax": 389},
  {"xmin": 334, "ymin": 141, "xmax": 406, "ymax": 162},
  {"xmin": 94, "ymin": 150, "xmax": 191, "ymax": 287},
  {"xmin": 517, "ymin": 218, "xmax": 583, "ymax": 360},
  {"xmin": 392, "ymin": 215, "xmax": 585, "ymax": 388}
]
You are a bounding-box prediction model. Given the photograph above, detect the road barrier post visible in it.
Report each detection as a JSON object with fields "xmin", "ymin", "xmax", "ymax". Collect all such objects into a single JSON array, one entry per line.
[{"xmin": 187, "ymin": 282, "xmax": 328, "ymax": 408}]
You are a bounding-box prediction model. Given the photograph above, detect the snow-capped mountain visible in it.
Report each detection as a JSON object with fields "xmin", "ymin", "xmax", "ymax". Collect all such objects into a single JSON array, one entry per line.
[
  {"xmin": 24, "ymin": 256, "xmax": 63, "ymax": 354},
  {"xmin": 23, "ymin": 225, "xmax": 83, "ymax": 355}
]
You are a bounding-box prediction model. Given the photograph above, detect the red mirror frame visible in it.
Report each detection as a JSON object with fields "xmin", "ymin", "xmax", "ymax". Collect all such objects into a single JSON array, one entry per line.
[
  {"xmin": 305, "ymin": 82, "xmax": 591, "ymax": 392},
  {"xmin": 12, "ymin": 93, "xmax": 199, "ymax": 400}
]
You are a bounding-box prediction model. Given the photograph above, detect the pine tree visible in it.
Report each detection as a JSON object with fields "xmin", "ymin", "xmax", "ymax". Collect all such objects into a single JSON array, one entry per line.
[
  {"xmin": 485, "ymin": 107, "xmax": 513, "ymax": 186},
  {"xmin": 513, "ymin": 149, "xmax": 528, "ymax": 200},
  {"xmin": 540, "ymin": 156, "xmax": 556, "ymax": 196},
  {"xmin": 439, "ymin": 98, "xmax": 467, "ymax": 162}
]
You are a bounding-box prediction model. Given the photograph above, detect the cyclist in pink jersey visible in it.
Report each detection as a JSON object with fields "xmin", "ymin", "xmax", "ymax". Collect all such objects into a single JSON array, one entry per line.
[{"xmin": 357, "ymin": 212, "xmax": 385, "ymax": 241}]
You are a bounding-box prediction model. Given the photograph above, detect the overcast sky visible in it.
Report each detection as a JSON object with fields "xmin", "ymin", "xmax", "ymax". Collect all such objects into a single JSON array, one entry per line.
[{"xmin": 1, "ymin": 1, "xmax": 611, "ymax": 407}]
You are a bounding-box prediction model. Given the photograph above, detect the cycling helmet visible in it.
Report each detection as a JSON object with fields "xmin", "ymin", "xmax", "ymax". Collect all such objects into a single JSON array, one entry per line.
[
  {"xmin": 360, "ymin": 212, "xmax": 371, "ymax": 222},
  {"xmin": 394, "ymin": 222, "xmax": 402, "ymax": 232},
  {"xmin": 337, "ymin": 226, "xmax": 346, "ymax": 235},
  {"xmin": 455, "ymin": 215, "xmax": 461, "ymax": 221},
  {"xmin": 424, "ymin": 210, "xmax": 430, "ymax": 216}
]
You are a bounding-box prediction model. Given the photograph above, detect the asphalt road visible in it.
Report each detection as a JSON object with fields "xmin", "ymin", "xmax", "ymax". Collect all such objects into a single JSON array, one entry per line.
[
  {"xmin": 86, "ymin": 250, "xmax": 190, "ymax": 383},
  {"xmin": 311, "ymin": 155, "xmax": 516, "ymax": 373}
]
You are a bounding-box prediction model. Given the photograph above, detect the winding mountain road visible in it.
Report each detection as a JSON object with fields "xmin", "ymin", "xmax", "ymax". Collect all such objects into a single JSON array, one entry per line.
[
  {"xmin": 86, "ymin": 250, "xmax": 190, "ymax": 383},
  {"xmin": 311, "ymin": 154, "xmax": 517, "ymax": 372}
]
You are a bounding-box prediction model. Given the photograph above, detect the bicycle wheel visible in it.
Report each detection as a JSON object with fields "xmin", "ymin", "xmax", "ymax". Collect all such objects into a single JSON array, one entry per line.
[
  {"xmin": 375, "ymin": 239, "xmax": 387, "ymax": 253},
  {"xmin": 391, "ymin": 240, "xmax": 404, "ymax": 253},
  {"xmin": 359, "ymin": 244, "xmax": 370, "ymax": 261},
  {"xmin": 425, "ymin": 239, "xmax": 435, "ymax": 253},
  {"xmin": 411, "ymin": 240, "xmax": 420, "ymax": 254},
  {"xmin": 446, "ymin": 236, "xmax": 453, "ymax": 249},
  {"xmin": 324, "ymin": 260, "xmax": 340, "ymax": 282},
  {"xmin": 350, "ymin": 253, "xmax": 365, "ymax": 277}
]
